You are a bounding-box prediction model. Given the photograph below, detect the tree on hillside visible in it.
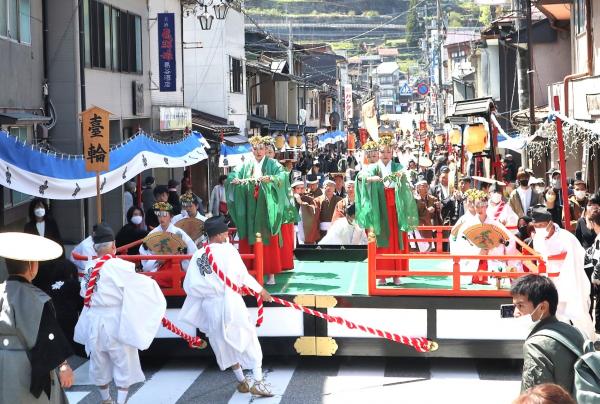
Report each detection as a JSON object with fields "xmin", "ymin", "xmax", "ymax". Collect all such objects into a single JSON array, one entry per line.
[{"xmin": 405, "ymin": 0, "xmax": 420, "ymax": 48}]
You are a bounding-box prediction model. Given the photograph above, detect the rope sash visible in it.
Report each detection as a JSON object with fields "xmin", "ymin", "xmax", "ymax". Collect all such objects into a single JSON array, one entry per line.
[
  {"xmin": 203, "ymin": 245, "xmax": 434, "ymax": 352},
  {"xmin": 83, "ymin": 254, "xmax": 206, "ymax": 349}
]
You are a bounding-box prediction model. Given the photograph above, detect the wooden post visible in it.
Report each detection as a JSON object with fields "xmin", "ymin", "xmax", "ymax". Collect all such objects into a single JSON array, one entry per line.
[
  {"xmin": 367, "ymin": 231, "xmax": 377, "ymax": 295},
  {"xmin": 452, "ymin": 257, "xmax": 461, "ymax": 292},
  {"xmin": 95, "ymin": 172, "xmax": 102, "ymax": 222},
  {"xmin": 255, "ymin": 232, "xmax": 264, "ymax": 286},
  {"xmin": 553, "ymin": 96, "xmax": 571, "ymax": 231}
]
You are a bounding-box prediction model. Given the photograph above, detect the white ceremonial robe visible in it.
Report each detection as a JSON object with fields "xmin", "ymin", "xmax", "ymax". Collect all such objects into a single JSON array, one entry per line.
[
  {"xmin": 74, "ymin": 257, "xmax": 166, "ymax": 387},
  {"xmin": 450, "ymin": 213, "xmax": 511, "ymax": 284},
  {"xmin": 319, "ymin": 218, "xmax": 368, "ymax": 245},
  {"xmin": 179, "ymin": 242, "xmax": 263, "ymax": 371},
  {"xmin": 69, "ymin": 236, "xmax": 96, "ymax": 277},
  {"xmin": 487, "ymin": 202, "xmax": 522, "ymax": 272},
  {"xmin": 172, "ymin": 210, "xmax": 207, "ymax": 225},
  {"xmin": 533, "ymin": 225, "xmax": 595, "ymax": 339},
  {"xmin": 139, "ymin": 223, "xmax": 197, "ymax": 272}
]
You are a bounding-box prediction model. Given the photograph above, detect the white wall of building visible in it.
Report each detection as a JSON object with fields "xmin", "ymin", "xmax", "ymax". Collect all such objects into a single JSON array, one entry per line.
[{"xmin": 183, "ymin": 7, "xmax": 246, "ymax": 133}]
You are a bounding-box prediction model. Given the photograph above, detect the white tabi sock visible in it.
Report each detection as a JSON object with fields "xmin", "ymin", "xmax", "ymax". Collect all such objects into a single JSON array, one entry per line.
[
  {"xmin": 117, "ymin": 389, "xmax": 128, "ymax": 404},
  {"xmin": 252, "ymin": 367, "xmax": 263, "ymax": 382},
  {"xmin": 99, "ymin": 387, "xmax": 110, "ymax": 401},
  {"xmin": 233, "ymin": 366, "xmax": 245, "ymax": 382}
]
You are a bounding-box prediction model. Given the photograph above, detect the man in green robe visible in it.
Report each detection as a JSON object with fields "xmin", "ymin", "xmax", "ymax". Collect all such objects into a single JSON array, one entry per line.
[
  {"xmin": 225, "ymin": 135, "xmax": 289, "ymax": 283},
  {"xmin": 0, "ymin": 233, "xmax": 74, "ymax": 404},
  {"xmin": 355, "ymin": 135, "xmax": 419, "ymax": 285}
]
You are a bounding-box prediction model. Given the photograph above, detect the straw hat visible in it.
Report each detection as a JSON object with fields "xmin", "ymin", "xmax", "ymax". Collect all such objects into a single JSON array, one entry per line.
[{"xmin": 0, "ymin": 232, "xmax": 63, "ymax": 261}]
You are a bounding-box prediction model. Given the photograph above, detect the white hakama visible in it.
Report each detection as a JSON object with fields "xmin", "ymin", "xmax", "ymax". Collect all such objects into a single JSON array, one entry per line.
[
  {"xmin": 74, "ymin": 258, "xmax": 166, "ymax": 387},
  {"xmin": 179, "ymin": 243, "xmax": 264, "ymax": 371}
]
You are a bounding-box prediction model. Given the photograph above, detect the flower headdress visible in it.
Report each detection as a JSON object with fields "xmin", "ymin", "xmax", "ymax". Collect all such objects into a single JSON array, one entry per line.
[
  {"xmin": 153, "ymin": 201, "xmax": 173, "ymax": 212},
  {"xmin": 378, "ymin": 134, "xmax": 396, "ymax": 149},
  {"xmin": 464, "ymin": 189, "xmax": 488, "ymax": 202},
  {"xmin": 361, "ymin": 140, "xmax": 378, "ymax": 151},
  {"xmin": 249, "ymin": 135, "xmax": 263, "ymax": 147},
  {"xmin": 179, "ymin": 191, "xmax": 195, "ymax": 205}
]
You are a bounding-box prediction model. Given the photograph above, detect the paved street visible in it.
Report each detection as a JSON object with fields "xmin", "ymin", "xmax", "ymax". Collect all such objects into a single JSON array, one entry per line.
[{"xmin": 66, "ymin": 356, "xmax": 523, "ymax": 404}]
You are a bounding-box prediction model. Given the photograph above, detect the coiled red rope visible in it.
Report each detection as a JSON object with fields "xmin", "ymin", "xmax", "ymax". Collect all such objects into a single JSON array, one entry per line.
[
  {"xmin": 204, "ymin": 245, "xmax": 434, "ymax": 353},
  {"xmin": 84, "ymin": 255, "xmax": 206, "ymax": 349}
]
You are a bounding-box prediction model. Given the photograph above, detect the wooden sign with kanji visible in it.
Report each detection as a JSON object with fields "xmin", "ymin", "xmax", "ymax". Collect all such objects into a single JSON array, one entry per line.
[{"xmin": 81, "ymin": 106, "xmax": 110, "ymax": 172}]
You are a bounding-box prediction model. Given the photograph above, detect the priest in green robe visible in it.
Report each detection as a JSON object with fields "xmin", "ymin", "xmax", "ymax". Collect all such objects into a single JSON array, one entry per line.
[
  {"xmin": 355, "ymin": 135, "xmax": 419, "ymax": 286},
  {"xmin": 225, "ymin": 135, "xmax": 289, "ymax": 284}
]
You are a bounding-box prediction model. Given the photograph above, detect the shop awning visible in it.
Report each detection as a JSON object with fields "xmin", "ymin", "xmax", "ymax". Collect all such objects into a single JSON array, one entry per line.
[
  {"xmin": 191, "ymin": 109, "xmax": 239, "ymax": 137},
  {"xmin": 249, "ymin": 114, "xmax": 288, "ymax": 131},
  {"xmin": 0, "ymin": 112, "xmax": 51, "ymax": 125},
  {"xmin": 223, "ymin": 134, "xmax": 249, "ymax": 145}
]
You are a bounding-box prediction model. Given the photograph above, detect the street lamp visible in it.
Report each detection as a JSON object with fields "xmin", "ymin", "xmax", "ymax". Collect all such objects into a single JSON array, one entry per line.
[
  {"xmin": 213, "ymin": 0, "xmax": 229, "ymax": 20},
  {"xmin": 197, "ymin": 5, "xmax": 214, "ymax": 30}
]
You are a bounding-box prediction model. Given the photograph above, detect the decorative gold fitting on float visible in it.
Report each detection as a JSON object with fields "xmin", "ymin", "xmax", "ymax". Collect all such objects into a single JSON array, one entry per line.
[
  {"xmin": 293, "ymin": 295, "xmax": 316, "ymax": 307},
  {"xmin": 294, "ymin": 337, "xmax": 338, "ymax": 356},
  {"xmin": 368, "ymin": 231, "xmax": 376, "ymax": 242},
  {"xmin": 428, "ymin": 340, "xmax": 439, "ymax": 352},
  {"xmin": 255, "ymin": 232, "xmax": 262, "ymax": 242},
  {"xmin": 315, "ymin": 295, "xmax": 337, "ymax": 309}
]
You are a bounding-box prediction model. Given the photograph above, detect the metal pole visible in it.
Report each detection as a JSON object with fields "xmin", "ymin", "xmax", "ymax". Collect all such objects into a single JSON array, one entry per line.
[
  {"xmin": 525, "ymin": 0, "xmax": 535, "ymax": 167},
  {"xmin": 553, "ymin": 96, "xmax": 571, "ymax": 231},
  {"xmin": 436, "ymin": 0, "xmax": 443, "ymax": 126},
  {"xmin": 514, "ymin": 0, "xmax": 529, "ymax": 169}
]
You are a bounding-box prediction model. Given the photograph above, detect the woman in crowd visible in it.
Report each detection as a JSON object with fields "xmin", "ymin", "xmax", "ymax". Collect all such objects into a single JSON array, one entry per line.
[
  {"xmin": 24, "ymin": 197, "xmax": 63, "ymax": 250},
  {"xmin": 116, "ymin": 206, "xmax": 149, "ymax": 255}
]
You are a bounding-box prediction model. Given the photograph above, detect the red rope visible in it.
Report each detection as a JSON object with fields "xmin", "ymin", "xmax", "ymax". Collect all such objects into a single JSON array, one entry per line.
[
  {"xmin": 84, "ymin": 255, "xmax": 206, "ymax": 349},
  {"xmin": 493, "ymin": 201, "xmax": 505, "ymax": 222},
  {"xmin": 204, "ymin": 246, "xmax": 432, "ymax": 352}
]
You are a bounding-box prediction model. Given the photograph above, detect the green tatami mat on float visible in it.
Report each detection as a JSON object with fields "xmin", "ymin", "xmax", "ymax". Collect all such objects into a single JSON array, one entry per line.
[{"xmin": 264, "ymin": 259, "xmax": 498, "ymax": 296}]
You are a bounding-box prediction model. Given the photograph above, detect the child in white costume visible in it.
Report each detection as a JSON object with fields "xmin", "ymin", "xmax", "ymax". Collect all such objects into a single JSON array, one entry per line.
[
  {"xmin": 75, "ymin": 223, "xmax": 166, "ymax": 404},
  {"xmin": 179, "ymin": 216, "xmax": 274, "ymax": 397}
]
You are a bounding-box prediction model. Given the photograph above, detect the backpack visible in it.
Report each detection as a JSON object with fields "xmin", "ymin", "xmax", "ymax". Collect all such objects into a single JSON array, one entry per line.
[{"xmin": 536, "ymin": 329, "xmax": 600, "ymax": 403}]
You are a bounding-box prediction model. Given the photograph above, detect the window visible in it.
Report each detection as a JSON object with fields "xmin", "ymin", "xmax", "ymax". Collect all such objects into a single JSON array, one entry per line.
[
  {"xmin": 0, "ymin": 0, "xmax": 30, "ymax": 43},
  {"xmin": 83, "ymin": 0, "xmax": 142, "ymax": 73},
  {"xmin": 574, "ymin": 0, "xmax": 586, "ymax": 34},
  {"xmin": 230, "ymin": 57, "xmax": 243, "ymax": 93}
]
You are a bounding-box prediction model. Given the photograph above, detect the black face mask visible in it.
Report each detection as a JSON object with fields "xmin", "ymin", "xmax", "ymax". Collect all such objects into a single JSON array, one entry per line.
[
  {"xmin": 518, "ymin": 225, "xmax": 529, "ymax": 238},
  {"xmin": 519, "ymin": 180, "xmax": 529, "ymax": 187}
]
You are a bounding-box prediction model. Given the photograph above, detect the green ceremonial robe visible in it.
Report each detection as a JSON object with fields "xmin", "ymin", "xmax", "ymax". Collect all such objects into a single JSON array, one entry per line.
[
  {"xmin": 225, "ymin": 157, "xmax": 289, "ymax": 245},
  {"xmin": 355, "ymin": 161, "xmax": 419, "ymax": 248}
]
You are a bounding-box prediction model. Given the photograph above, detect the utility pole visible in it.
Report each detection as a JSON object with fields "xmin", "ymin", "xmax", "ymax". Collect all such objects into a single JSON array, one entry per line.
[
  {"xmin": 525, "ymin": 0, "xmax": 535, "ymax": 158},
  {"xmin": 513, "ymin": 0, "xmax": 529, "ymax": 168},
  {"xmin": 436, "ymin": 0, "xmax": 443, "ymax": 127}
]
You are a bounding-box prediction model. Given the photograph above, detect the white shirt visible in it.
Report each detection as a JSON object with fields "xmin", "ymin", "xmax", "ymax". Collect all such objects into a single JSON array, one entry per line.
[
  {"xmin": 516, "ymin": 187, "xmax": 532, "ymax": 214},
  {"xmin": 252, "ymin": 157, "xmax": 266, "ymax": 179},
  {"xmin": 70, "ymin": 235, "xmax": 96, "ymax": 274},
  {"xmin": 139, "ymin": 223, "xmax": 198, "ymax": 272},
  {"xmin": 172, "ymin": 210, "xmax": 207, "ymax": 225},
  {"xmin": 36, "ymin": 221, "xmax": 45, "ymax": 238},
  {"xmin": 319, "ymin": 218, "xmax": 368, "ymax": 245}
]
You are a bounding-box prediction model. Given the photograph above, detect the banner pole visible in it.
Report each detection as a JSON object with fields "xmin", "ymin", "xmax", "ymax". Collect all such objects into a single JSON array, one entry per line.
[{"xmin": 96, "ymin": 172, "xmax": 102, "ymax": 223}]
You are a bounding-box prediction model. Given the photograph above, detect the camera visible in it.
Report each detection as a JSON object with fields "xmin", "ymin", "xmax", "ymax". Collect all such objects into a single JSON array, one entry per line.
[{"xmin": 500, "ymin": 304, "xmax": 515, "ymax": 318}]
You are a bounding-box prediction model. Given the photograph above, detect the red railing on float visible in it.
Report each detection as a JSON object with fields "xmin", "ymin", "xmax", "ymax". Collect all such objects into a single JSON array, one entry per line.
[
  {"xmin": 71, "ymin": 229, "xmax": 264, "ymax": 296},
  {"xmin": 368, "ymin": 225, "xmax": 566, "ymax": 297}
]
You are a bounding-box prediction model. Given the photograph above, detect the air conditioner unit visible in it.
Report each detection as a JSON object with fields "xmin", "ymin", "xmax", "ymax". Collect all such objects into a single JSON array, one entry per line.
[{"xmin": 255, "ymin": 104, "xmax": 268, "ymax": 117}]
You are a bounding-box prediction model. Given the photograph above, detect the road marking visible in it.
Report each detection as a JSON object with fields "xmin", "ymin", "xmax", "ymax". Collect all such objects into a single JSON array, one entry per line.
[
  {"xmin": 128, "ymin": 361, "xmax": 204, "ymax": 404},
  {"xmin": 65, "ymin": 391, "xmax": 89, "ymax": 403},
  {"xmin": 227, "ymin": 364, "xmax": 296, "ymax": 404},
  {"xmin": 72, "ymin": 360, "xmax": 93, "ymax": 386}
]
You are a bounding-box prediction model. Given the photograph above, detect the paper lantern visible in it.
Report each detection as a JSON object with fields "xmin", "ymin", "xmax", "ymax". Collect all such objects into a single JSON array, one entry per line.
[
  {"xmin": 464, "ymin": 124, "xmax": 488, "ymax": 153},
  {"xmin": 347, "ymin": 132, "xmax": 356, "ymax": 150},
  {"xmin": 288, "ymin": 134, "xmax": 297, "ymax": 148},
  {"xmin": 296, "ymin": 134, "xmax": 303, "ymax": 147},
  {"xmin": 435, "ymin": 134, "xmax": 445, "ymax": 145},
  {"xmin": 275, "ymin": 134, "xmax": 285, "ymax": 150},
  {"xmin": 449, "ymin": 128, "xmax": 462, "ymax": 146}
]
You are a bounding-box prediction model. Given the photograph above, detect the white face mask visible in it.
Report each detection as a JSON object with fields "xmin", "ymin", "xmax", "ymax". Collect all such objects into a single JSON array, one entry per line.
[
  {"xmin": 131, "ymin": 215, "xmax": 143, "ymax": 225},
  {"xmin": 491, "ymin": 193, "xmax": 502, "ymax": 204},
  {"xmin": 534, "ymin": 227, "xmax": 549, "ymax": 240},
  {"xmin": 34, "ymin": 208, "xmax": 45, "ymax": 218},
  {"xmin": 512, "ymin": 305, "xmax": 542, "ymax": 334},
  {"xmin": 552, "ymin": 179, "xmax": 561, "ymax": 189},
  {"xmin": 575, "ymin": 190, "xmax": 587, "ymax": 200}
]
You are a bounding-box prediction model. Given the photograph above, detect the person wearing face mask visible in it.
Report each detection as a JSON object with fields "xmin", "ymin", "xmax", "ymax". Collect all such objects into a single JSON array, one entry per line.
[
  {"xmin": 544, "ymin": 189, "xmax": 563, "ymax": 228},
  {"xmin": 549, "ymin": 169, "xmax": 565, "ymax": 207},
  {"xmin": 530, "ymin": 206, "xmax": 594, "ymax": 339},
  {"xmin": 508, "ymin": 172, "xmax": 544, "ymax": 218},
  {"xmin": 487, "ymin": 183, "xmax": 518, "ymax": 228},
  {"xmin": 116, "ymin": 206, "xmax": 149, "ymax": 256},
  {"xmin": 510, "ymin": 274, "xmax": 585, "ymax": 395},
  {"xmin": 568, "ymin": 180, "xmax": 589, "ymax": 224},
  {"xmin": 576, "ymin": 193, "xmax": 600, "ymax": 250},
  {"xmin": 24, "ymin": 197, "xmax": 64, "ymax": 251},
  {"xmin": 516, "ymin": 216, "xmax": 534, "ymax": 249},
  {"xmin": 584, "ymin": 207, "xmax": 600, "ymax": 333}
]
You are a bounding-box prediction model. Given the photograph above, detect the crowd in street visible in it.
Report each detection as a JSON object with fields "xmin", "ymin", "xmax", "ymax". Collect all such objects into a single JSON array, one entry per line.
[{"xmin": 2, "ymin": 131, "xmax": 600, "ymax": 403}]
